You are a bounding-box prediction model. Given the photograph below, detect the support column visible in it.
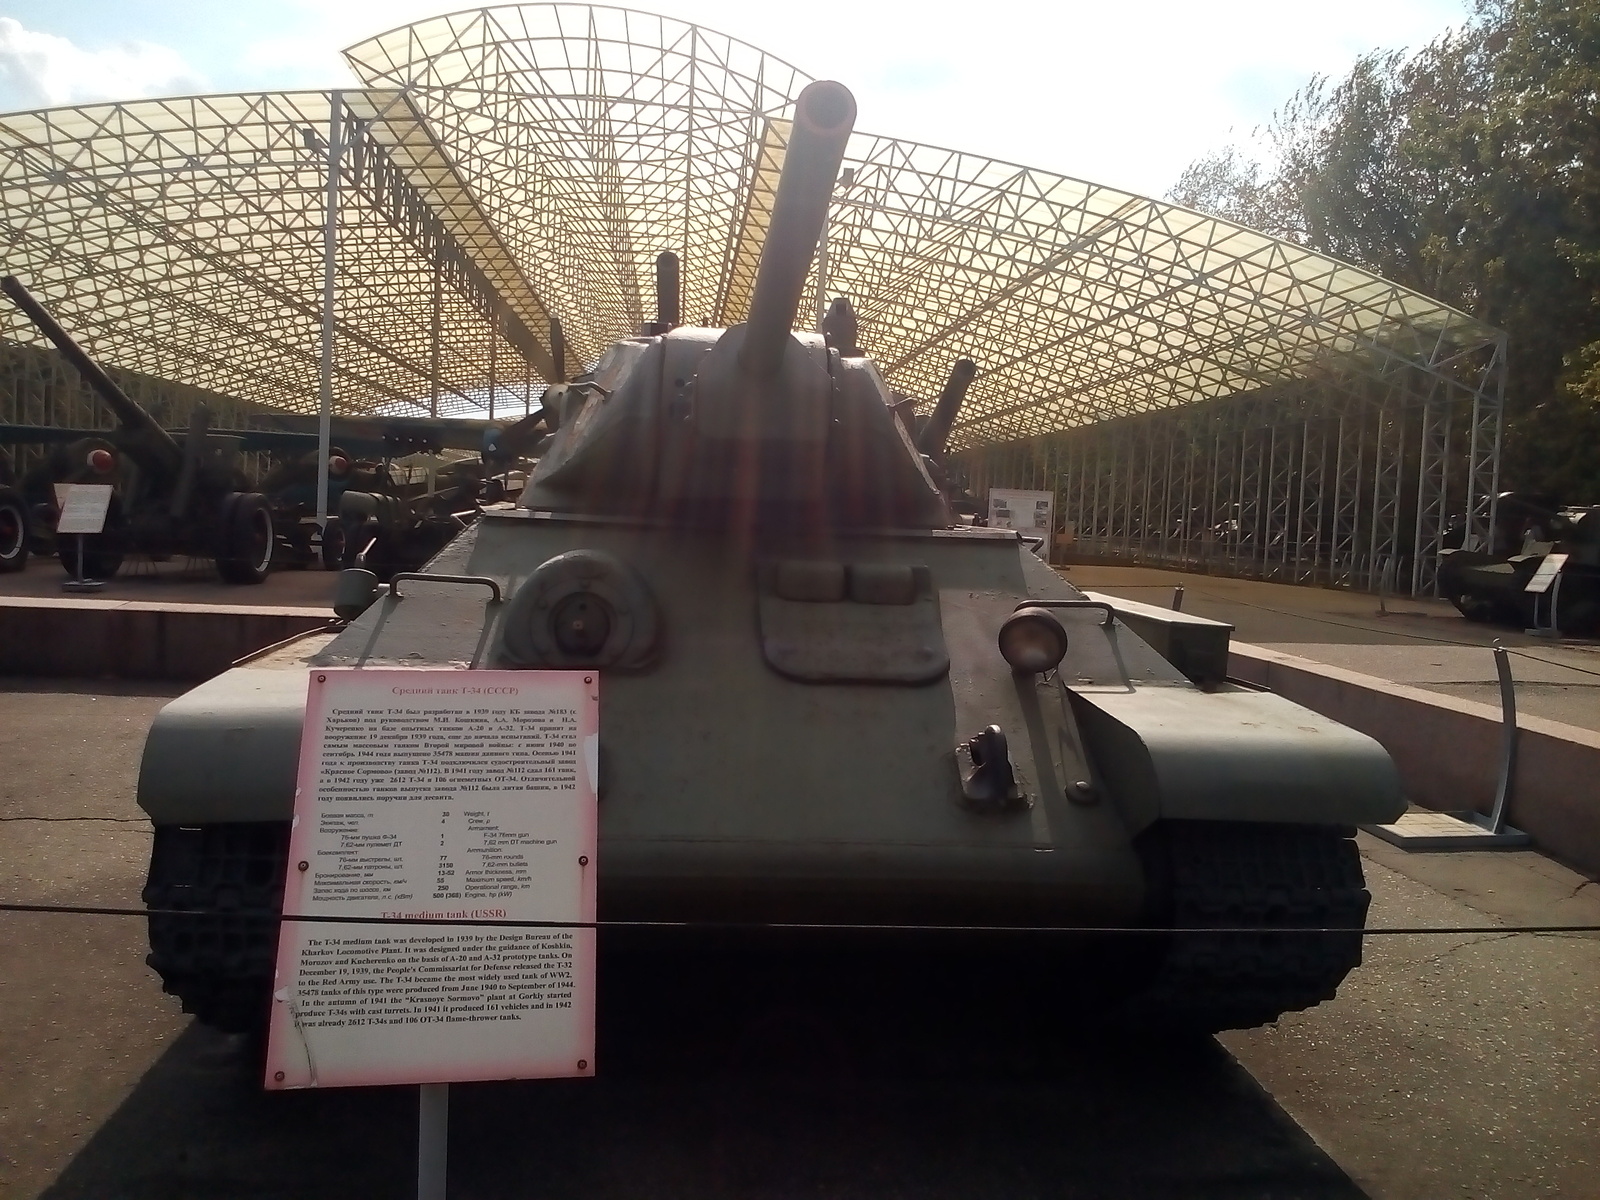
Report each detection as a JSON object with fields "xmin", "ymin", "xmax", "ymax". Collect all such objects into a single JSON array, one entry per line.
[
  {"xmin": 1411, "ymin": 386, "xmax": 1451, "ymax": 596},
  {"xmin": 430, "ymin": 255, "xmax": 443, "ymax": 419},
  {"xmin": 487, "ymin": 306, "xmax": 498, "ymax": 422},
  {"xmin": 1366, "ymin": 384, "xmax": 1407, "ymax": 591},
  {"xmin": 315, "ymin": 90, "xmax": 344, "ymax": 544},
  {"xmin": 1464, "ymin": 337, "xmax": 1506, "ymax": 553}
]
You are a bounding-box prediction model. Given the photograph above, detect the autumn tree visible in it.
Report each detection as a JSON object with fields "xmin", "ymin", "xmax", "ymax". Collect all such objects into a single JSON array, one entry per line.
[{"xmin": 1171, "ymin": 0, "xmax": 1600, "ymax": 499}]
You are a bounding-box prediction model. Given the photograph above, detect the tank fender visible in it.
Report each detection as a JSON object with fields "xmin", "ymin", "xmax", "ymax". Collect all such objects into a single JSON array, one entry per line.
[
  {"xmin": 1069, "ymin": 686, "xmax": 1404, "ymax": 831},
  {"xmin": 137, "ymin": 668, "xmax": 308, "ymax": 824}
]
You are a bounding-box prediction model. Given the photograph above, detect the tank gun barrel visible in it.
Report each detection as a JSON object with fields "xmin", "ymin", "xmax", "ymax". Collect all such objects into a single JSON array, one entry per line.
[
  {"xmin": 550, "ymin": 317, "xmax": 567, "ymax": 383},
  {"xmin": 737, "ymin": 81, "xmax": 857, "ymax": 380},
  {"xmin": 1, "ymin": 275, "xmax": 182, "ymax": 461},
  {"xmin": 916, "ymin": 358, "xmax": 978, "ymax": 461}
]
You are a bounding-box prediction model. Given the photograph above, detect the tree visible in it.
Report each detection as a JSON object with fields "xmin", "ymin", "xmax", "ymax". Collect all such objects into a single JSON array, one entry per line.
[{"xmin": 1170, "ymin": 0, "xmax": 1600, "ymax": 499}]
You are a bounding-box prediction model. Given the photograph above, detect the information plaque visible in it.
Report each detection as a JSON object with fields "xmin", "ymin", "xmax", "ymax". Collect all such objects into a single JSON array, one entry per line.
[
  {"xmin": 987, "ymin": 487, "xmax": 1054, "ymax": 535},
  {"xmin": 54, "ymin": 483, "xmax": 112, "ymax": 536},
  {"xmin": 1524, "ymin": 552, "xmax": 1569, "ymax": 594},
  {"xmin": 264, "ymin": 668, "xmax": 599, "ymax": 1090}
]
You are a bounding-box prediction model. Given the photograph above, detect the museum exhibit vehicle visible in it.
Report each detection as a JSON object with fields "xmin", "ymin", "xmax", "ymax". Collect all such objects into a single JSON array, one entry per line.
[
  {"xmin": 1436, "ymin": 491, "xmax": 1599, "ymax": 635},
  {"xmin": 135, "ymin": 80, "xmax": 1405, "ymax": 1041},
  {"xmin": 0, "ymin": 277, "xmax": 276, "ymax": 583}
]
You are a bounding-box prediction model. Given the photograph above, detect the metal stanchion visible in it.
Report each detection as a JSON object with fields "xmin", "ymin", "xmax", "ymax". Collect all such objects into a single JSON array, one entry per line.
[
  {"xmin": 61, "ymin": 533, "xmax": 105, "ymax": 594},
  {"xmin": 1363, "ymin": 638, "xmax": 1531, "ymax": 850},
  {"xmin": 1487, "ymin": 641, "xmax": 1520, "ymax": 835},
  {"xmin": 1171, "ymin": 584, "xmax": 1185, "ymax": 611}
]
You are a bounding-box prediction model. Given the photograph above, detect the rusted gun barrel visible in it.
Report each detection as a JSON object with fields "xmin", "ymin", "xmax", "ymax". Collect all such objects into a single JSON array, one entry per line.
[
  {"xmin": 1, "ymin": 275, "xmax": 182, "ymax": 462},
  {"xmin": 916, "ymin": 358, "xmax": 979, "ymax": 461},
  {"xmin": 737, "ymin": 81, "xmax": 857, "ymax": 380}
]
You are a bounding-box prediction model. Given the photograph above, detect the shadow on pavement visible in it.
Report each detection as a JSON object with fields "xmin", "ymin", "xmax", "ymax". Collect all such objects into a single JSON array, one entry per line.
[{"xmin": 42, "ymin": 1014, "xmax": 1368, "ymax": 1200}]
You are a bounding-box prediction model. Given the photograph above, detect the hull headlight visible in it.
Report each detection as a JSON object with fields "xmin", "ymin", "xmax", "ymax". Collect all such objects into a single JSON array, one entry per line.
[{"xmin": 998, "ymin": 606, "xmax": 1068, "ymax": 674}]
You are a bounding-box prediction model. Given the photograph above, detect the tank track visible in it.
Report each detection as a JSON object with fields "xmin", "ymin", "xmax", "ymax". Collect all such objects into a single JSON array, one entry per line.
[
  {"xmin": 142, "ymin": 823, "xmax": 290, "ymax": 1034},
  {"xmin": 1129, "ymin": 820, "xmax": 1371, "ymax": 1033},
  {"xmin": 140, "ymin": 819, "xmax": 1369, "ymax": 1038}
]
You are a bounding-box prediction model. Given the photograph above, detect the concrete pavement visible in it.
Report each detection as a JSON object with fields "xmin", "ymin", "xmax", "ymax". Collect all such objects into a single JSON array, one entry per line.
[
  {"xmin": 1, "ymin": 679, "xmax": 1597, "ymax": 1198},
  {"xmin": 1066, "ymin": 565, "xmax": 1600, "ymax": 730}
]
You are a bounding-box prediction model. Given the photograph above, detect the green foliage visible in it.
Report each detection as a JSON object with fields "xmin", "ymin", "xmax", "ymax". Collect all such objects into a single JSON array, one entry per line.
[{"xmin": 1170, "ymin": 0, "xmax": 1600, "ymax": 500}]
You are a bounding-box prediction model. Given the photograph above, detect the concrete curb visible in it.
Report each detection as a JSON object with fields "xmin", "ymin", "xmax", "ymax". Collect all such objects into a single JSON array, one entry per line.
[
  {"xmin": 1231, "ymin": 641, "xmax": 1600, "ymax": 876},
  {"xmin": 0, "ymin": 596, "xmax": 333, "ymax": 681}
]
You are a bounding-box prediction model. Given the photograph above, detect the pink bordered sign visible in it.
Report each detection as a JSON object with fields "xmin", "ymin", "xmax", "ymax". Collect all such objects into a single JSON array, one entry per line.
[{"xmin": 264, "ymin": 668, "xmax": 599, "ymax": 1090}]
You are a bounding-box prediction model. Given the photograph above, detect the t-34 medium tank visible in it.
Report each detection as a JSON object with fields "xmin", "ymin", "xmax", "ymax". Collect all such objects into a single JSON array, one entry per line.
[{"xmin": 137, "ymin": 81, "xmax": 1403, "ymax": 1040}]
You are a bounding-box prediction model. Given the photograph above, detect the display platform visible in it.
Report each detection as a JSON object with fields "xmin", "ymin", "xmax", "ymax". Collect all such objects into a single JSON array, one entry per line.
[{"xmin": 0, "ymin": 557, "xmax": 335, "ymax": 680}]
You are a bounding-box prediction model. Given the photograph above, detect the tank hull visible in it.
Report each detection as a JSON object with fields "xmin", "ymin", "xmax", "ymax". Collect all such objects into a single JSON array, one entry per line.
[{"xmin": 138, "ymin": 513, "xmax": 1401, "ymax": 1033}]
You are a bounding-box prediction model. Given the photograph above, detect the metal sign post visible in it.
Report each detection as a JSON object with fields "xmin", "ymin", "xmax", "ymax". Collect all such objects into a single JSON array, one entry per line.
[
  {"xmin": 55, "ymin": 483, "xmax": 112, "ymax": 593},
  {"xmin": 418, "ymin": 1083, "xmax": 449, "ymax": 1200},
  {"xmin": 1524, "ymin": 552, "xmax": 1569, "ymax": 636}
]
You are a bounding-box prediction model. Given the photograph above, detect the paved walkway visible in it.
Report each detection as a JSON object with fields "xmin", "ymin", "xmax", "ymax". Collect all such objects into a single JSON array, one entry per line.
[
  {"xmin": 1067, "ymin": 564, "xmax": 1600, "ymax": 730},
  {"xmin": 1, "ymin": 680, "xmax": 1595, "ymax": 1198}
]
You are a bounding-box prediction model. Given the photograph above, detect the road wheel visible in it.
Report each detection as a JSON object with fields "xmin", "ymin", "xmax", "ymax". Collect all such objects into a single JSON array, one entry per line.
[
  {"xmin": 216, "ymin": 492, "xmax": 274, "ymax": 584},
  {"xmin": 319, "ymin": 519, "xmax": 345, "ymax": 571},
  {"xmin": 0, "ymin": 487, "xmax": 27, "ymax": 573}
]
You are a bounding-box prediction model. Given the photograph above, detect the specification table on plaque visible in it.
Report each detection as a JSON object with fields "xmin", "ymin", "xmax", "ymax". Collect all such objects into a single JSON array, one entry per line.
[{"xmin": 265, "ymin": 668, "xmax": 599, "ymax": 1090}]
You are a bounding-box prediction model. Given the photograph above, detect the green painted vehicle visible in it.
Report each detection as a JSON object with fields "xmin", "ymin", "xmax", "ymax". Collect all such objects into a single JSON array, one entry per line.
[{"xmin": 137, "ymin": 81, "xmax": 1403, "ymax": 1039}]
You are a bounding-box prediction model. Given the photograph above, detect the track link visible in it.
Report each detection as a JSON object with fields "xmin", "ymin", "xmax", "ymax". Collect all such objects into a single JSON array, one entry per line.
[{"xmin": 1129, "ymin": 821, "xmax": 1371, "ymax": 1033}]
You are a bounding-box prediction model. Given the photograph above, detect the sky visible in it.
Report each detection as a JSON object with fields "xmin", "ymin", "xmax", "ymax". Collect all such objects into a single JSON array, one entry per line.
[{"xmin": 0, "ymin": 0, "xmax": 1474, "ymax": 199}]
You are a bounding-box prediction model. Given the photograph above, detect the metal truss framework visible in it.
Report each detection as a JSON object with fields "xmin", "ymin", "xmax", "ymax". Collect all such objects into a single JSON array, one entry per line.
[
  {"xmin": 0, "ymin": 3, "xmax": 1505, "ymax": 594},
  {"xmin": 963, "ymin": 335, "xmax": 1507, "ymax": 597},
  {"xmin": 0, "ymin": 341, "xmax": 270, "ymax": 482},
  {"xmin": 0, "ymin": 89, "xmax": 547, "ymax": 422}
]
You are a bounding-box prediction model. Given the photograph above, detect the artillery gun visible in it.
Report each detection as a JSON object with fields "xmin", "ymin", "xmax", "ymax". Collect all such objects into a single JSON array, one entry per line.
[
  {"xmin": 334, "ymin": 453, "xmax": 511, "ymax": 581},
  {"xmin": 136, "ymin": 81, "xmax": 1403, "ymax": 1040},
  {"xmin": 1, "ymin": 277, "xmax": 274, "ymax": 582}
]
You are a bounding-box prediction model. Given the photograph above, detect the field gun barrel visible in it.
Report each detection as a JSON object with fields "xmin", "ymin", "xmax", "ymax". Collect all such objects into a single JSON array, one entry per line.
[
  {"xmin": 916, "ymin": 358, "xmax": 979, "ymax": 461},
  {"xmin": 737, "ymin": 80, "xmax": 856, "ymax": 380},
  {"xmin": 1, "ymin": 276, "xmax": 182, "ymax": 463}
]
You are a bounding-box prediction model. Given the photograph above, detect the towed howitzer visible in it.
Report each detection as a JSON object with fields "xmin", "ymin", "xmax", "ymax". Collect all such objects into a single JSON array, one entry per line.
[
  {"xmin": 137, "ymin": 81, "xmax": 1403, "ymax": 1041},
  {"xmin": 1, "ymin": 277, "xmax": 274, "ymax": 582}
]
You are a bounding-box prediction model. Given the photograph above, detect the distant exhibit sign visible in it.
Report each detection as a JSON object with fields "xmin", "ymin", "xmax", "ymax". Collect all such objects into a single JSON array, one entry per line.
[
  {"xmin": 265, "ymin": 668, "xmax": 599, "ymax": 1090},
  {"xmin": 987, "ymin": 488, "xmax": 1054, "ymax": 535},
  {"xmin": 53, "ymin": 483, "xmax": 113, "ymax": 535}
]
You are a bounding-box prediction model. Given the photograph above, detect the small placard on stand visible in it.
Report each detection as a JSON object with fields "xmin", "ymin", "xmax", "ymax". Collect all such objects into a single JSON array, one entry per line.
[
  {"xmin": 54, "ymin": 483, "xmax": 113, "ymax": 592},
  {"xmin": 1524, "ymin": 552, "xmax": 1568, "ymax": 594}
]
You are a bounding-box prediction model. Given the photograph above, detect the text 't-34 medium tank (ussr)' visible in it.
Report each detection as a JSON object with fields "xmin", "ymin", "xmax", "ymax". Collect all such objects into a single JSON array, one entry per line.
[{"xmin": 136, "ymin": 81, "xmax": 1404, "ymax": 1039}]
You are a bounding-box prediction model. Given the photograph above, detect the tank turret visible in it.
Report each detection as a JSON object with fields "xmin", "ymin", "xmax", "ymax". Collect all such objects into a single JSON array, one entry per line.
[{"xmin": 523, "ymin": 81, "xmax": 945, "ymax": 533}]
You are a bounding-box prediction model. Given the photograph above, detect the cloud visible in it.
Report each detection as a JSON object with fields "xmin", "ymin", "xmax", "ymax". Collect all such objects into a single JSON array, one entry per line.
[{"xmin": 0, "ymin": 17, "xmax": 205, "ymax": 110}]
